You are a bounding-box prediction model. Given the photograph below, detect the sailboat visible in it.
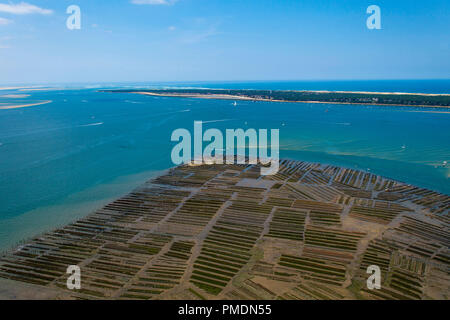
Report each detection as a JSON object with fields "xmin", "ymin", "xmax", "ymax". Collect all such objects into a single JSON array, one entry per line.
[{"xmin": 233, "ymin": 101, "xmax": 237, "ymax": 107}]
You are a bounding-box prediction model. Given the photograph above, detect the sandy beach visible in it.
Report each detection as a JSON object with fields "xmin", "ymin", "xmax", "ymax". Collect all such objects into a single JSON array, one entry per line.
[
  {"xmin": 298, "ymin": 90, "xmax": 450, "ymax": 97},
  {"xmin": 1, "ymin": 94, "xmax": 31, "ymax": 98},
  {"xmin": 0, "ymin": 100, "xmax": 52, "ymax": 110}
]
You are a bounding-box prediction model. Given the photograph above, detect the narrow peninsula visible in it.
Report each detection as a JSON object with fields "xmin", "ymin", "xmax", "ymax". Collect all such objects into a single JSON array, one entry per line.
[{"xmin": 100, "ymin": 89, "xmax": 450, "ymax": 108}]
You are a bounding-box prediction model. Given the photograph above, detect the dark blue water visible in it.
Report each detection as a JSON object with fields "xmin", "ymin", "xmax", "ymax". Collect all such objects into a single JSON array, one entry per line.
[{"xmin": 0, "ymin": 80, "xmax": 449, "ymax": 250}]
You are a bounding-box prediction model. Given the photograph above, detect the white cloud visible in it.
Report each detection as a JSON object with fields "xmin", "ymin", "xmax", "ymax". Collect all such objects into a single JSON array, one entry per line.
[
  {"xmin": 0, "ymin": 17, "xmax": 12, "ymax": 25},
  {"xmin": 131, "ymin": 0, "xmax": 177, "ymax": 5},
  {"xmin": 0, "ymin": 2, "xmax": 53, "ymax": 15},
  {"xmin": 168, "ymin": 25, "xmax": 176, "ymax": 31}
]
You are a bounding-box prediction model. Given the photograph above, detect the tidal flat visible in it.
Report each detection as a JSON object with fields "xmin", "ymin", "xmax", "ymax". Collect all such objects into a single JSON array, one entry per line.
[{"xmin": 0, "ymin": 160, "xmax": 448, "ymax": 300}]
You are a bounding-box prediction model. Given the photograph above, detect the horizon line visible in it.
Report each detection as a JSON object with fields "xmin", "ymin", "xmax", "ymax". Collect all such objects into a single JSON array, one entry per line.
[{"xmin": 1, "ymin": 78, "xmax": 450, "ymax": 87}]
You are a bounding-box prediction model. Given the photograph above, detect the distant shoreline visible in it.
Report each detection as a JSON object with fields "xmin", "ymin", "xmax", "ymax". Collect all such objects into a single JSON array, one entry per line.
[
  {"xmin": 0, "ymin": 87, "xmax": 32, "ymax": 91},
  {"xmin": 101, "ymin": 89, "xmax": 450, "ymax": 109},
  {"xmin": 136, "ymin": 92, "xmax": 450, "ymax": 109}
]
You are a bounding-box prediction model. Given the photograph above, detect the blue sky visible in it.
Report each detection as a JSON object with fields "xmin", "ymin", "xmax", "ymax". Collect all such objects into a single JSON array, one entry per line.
[{"xmin": 0, "ymin": 0, "xmax": 449, "ymax": 84}]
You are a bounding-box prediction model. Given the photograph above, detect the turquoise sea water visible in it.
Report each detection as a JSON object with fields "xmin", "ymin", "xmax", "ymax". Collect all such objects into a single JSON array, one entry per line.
[{"xmin": 0, "ymin": 80, "xmax": 449, "ymax": 251}]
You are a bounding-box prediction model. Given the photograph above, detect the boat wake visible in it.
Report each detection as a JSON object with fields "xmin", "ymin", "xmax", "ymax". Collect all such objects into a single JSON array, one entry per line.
[
  {"xmin": 125, "ymin": 100, "xmax": 144, "ymax": 104},
  {"xmin": 79, "ymin": 122, "xmax": 104, "ymax": 127},
  {"xmin": 202, "ymin": 119, "xmax": 235, "ymax": 124}
]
